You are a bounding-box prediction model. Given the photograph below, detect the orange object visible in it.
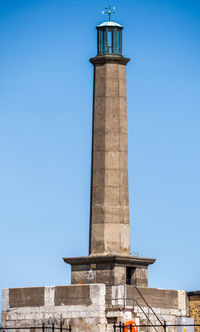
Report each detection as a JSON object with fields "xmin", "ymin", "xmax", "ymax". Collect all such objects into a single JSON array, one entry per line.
[{"xmin": 124, "ymin": 321, "xmax": 138, "ymax": 332}]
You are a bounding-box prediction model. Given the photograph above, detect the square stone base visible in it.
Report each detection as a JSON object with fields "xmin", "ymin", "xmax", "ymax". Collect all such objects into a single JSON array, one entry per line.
[{"xmin": 63, "ymin": 255, "xmax": 155, "ymax": 287}]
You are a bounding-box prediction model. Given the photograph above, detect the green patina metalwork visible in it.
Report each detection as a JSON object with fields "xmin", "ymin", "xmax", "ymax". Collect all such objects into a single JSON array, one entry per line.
[{"xmin": 102, "ymin": 3, "xmax": 117, "ymax": 22}]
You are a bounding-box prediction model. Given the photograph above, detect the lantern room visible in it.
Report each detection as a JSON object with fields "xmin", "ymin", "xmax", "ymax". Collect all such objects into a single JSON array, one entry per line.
[{"xmin": 96, "ymin": 21, "xmax": 123, "ymax": 56}]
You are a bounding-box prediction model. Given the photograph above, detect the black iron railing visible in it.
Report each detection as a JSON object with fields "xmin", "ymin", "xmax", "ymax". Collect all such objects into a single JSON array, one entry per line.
[
  {"xmin": 0, "ymin": 323, "xmax": 71, "ymax": 332},
  {"xmin": 113, "ymin": 321, "xmax": 200, "ymax": 332}
]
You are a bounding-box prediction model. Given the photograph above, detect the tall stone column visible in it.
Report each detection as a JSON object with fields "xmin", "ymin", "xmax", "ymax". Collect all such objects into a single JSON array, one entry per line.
[
  {"xmin": 89, "ymin": 55, "xmax": 130, "ymax": 256},
  {"xmin": 64, "ymin": 20, "xmax": 155, "ymax": 286}
]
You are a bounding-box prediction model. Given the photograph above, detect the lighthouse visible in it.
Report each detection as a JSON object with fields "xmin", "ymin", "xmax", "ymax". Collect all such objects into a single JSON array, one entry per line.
[{"xmin": 64, "ymin": 7, "xmax": 155, "ymax": 287}]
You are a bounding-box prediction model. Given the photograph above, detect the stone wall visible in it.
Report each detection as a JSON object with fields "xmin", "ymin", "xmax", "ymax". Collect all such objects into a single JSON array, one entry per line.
[
  {"xmin": 1, "ymin": 284, "xmax": 106, "ymax": 332},
  {"xmin": 2, "ymin": 284, "xmax": 189, "ymax": 332}
]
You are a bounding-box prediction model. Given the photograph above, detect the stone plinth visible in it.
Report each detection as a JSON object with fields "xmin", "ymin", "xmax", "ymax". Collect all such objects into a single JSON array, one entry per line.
[{"xmin": 63, "ymin": 255, "xmax": 155, "ymax": 287}]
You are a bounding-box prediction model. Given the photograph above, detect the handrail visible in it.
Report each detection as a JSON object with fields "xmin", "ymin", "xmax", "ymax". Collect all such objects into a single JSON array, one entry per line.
[
  {"xmin": 133, "ymin": 285, "xmax": 164, "ymax": 327},
  {"xmin": 106, "ymin": 284, "xmax": 165, "ymax": 332},
  {"xmin": 133, "ymin": 297, "xmax": 159, "ymax": 332}
]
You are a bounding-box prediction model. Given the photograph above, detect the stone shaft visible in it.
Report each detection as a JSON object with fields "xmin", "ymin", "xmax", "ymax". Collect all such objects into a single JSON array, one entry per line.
[{"xmin": 89, "ymin": 55, "xmax": 130, "ymax": 256}]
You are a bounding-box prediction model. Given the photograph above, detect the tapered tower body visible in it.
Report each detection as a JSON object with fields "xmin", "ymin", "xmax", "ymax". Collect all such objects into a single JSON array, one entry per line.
[
  {"xmin": 64, "ymin": 19, "xmax": 155, "ymax": 287},
  {"xmin": 89, "ymin": 22, "xmax": 130, "ymax": 256}
]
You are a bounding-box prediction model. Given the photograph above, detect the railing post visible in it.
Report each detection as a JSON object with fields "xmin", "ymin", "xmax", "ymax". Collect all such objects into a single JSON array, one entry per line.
[
  {"xmin": 113, "ymin": 321, "xmax": 116, "ymax": 332},
  {"xmin": 122, "ymin": 323, "xmax": 125, "ymax": 332},
  {"xmin": 42, "ymin": 323, "xmax": 45, "ymax": 332},
  {"xmin": 69, "ymin": 325, "xmax": 72, "ymax": 332},
  {"xmin": 119, "ymin": 321, "xmax": 122, "ymax": 332},
  {"xmin": 52, "ymin": 322, "xmax": 55, "ymax": 332},
  {"xmin": 60, "ymin": 323, "xmax": 63, "ymax": 332},
  {"xmin": 163, "ymin": 321, "xmax": 167, "ymax": 332},
  {"xmin": 130, "ymin": 324, "xmax": 132, "ymax": 332}
]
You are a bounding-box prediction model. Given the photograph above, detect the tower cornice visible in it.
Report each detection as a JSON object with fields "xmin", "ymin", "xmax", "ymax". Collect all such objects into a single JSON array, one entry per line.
[
  {"xmin": 90, "ymin": 55, "xmax": 130, "ymax": 65},
  {"xmin": 63, "ymin": 255, "xmax": 156, "ymax": 267}
]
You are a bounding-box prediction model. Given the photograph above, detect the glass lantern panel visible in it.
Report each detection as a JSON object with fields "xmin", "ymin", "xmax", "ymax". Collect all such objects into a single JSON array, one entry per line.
[
  {"xmin": 107, "ymin": 31, "xmax": 112, "ymax": 54},
  {"xmin": 119, "ymin": 30, "xmax": 122, "ymax": 54},
  {"xmin": 101, "ymin": 30, "xmax": 103, "ymax": 54},
  {"xmin": 113, "ymin": 30, "xmax": 117, "ymax": 54},
  {"xmin": 117, "ymin": 30, "xmax": 120, "ymax": 53},
  {"xmin": 103, "ymin": 30, "xmax": 107, "ymax": 54}
]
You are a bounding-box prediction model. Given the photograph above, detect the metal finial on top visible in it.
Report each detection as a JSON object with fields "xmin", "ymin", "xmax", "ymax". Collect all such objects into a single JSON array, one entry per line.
[{"xmin": 102, "ymin": 3, "xmax": 117, "ymax": 22}]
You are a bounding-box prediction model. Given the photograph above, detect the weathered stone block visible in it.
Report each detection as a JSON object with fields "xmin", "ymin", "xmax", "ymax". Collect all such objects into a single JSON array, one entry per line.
[
  {"xmin": 94, "ymin": 97, "xmax": 106, "ymax": 115},
  {"xmin": 55, "ymin": 285, "xmax": 92, "ymax": 306},
  {"xmin": 119, "ymin": 79, "xmax": 127, "ymax": 97},
  {"xmin": 104, "ymin": 186, "xmax": 120, "ymax": 205},
  {"xmin": 9, "ymin": 287, "xmax": 45, "ymax": 308}
]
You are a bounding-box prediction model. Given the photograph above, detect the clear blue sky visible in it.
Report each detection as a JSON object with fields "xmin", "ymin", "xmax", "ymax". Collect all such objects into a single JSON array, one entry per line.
[{"xmin": 0, "ymin": 0, "xmax": 200, "ymax": 312}]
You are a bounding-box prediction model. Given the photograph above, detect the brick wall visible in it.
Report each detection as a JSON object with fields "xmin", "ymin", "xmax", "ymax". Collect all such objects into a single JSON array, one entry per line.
[{"xmin": 188, "ymin": 293, "xmax": 200, "ymax": 332}]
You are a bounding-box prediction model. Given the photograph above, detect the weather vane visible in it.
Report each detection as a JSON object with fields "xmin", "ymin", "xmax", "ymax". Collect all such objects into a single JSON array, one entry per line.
[{"xmin": 102, "ymin": 3, "xmax": 117, "ymax": 22}]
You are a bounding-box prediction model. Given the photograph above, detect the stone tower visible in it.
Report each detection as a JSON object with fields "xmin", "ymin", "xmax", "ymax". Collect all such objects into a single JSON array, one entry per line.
[
  {"xmin": 89, "ymin": 22, "xmax": 130, "ymax": 256},
  {"xmin": 64, "ymin": 19, "xmax": 155, "ymax": 287}
]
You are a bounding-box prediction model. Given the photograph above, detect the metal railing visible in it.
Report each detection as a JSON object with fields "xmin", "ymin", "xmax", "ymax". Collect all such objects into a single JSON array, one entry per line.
[
  {"xmin": 133, "ymin": 285, "xmax": 163, "ymax": 332},
  {"xmin": 113, "ymin": 322, "xmax": 200, "ymax": 332},
  {"xmin": 0, "ymin": 323, "xmax": 71, "ymax": 332},
  {"xmin": 106, "ymin": 284, "xmax": 165, "ymax": 332}
]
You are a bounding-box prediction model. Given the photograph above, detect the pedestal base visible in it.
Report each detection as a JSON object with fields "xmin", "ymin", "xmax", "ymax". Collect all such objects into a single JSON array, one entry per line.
[{"xmin": 63, "ymin": 255, "xmax": 156, "ymax": 287}]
